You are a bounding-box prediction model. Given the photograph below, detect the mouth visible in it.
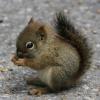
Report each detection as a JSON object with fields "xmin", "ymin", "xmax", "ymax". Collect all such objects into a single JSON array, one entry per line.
[
  {"xmin": 25, "ymin": 54, "xmax": 35, "ymax": 58},
  {"xmin": 16, "ymin": 51, "xmax": 25, "ymax": 58},
  {"xmin": 16, "ymin": 49, "xmax": 35, "ymax": 59}
]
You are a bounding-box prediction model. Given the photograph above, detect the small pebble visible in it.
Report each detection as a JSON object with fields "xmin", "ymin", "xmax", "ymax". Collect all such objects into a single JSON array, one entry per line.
[
  {"xmin": 83, "ymin": 96, "xmax": 92, "ymax": 100},
  {"xmin": 96, "ymin": 9, "xmax": 100, "ymax": 14},
  {"xmin": 92, "ymin": 30, "xmax": 98, "ymax": 34},
  {"xmin": 92, "ymin": 88, "xmax": 98, "ymax": 92},
  {"xmin": 26, "ymin": 8, "xmax": 32, "ymax": 12},
  {"xmin": 96, "ymin": 44, "xmax": 100, "ymax": 48},
  {"xmin": 82, "ymin": 85, "xmax": 89, "ymax": 90},
  {"xmin": 0, "ymin": 20, "xmax": 3, "ymax": 23}
]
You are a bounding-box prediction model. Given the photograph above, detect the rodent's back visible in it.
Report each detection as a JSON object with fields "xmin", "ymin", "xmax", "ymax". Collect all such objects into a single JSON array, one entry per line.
[
  {"xmin": 52, "ymin": 37, "xmax": 80, "ymax": 76},
  {"xmin": 38, "ymin": 36, "xmax": 80, "ymax": 89},
  {"xmin": 54, "ymin": 12, "xmax": 92, "ymax": 80}
]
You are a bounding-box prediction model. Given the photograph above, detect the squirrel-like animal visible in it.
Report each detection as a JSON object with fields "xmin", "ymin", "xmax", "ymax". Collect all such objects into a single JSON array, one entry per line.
[{"xmin": 11, "ymin": 12, "xmax": 92, "ymax": 95}]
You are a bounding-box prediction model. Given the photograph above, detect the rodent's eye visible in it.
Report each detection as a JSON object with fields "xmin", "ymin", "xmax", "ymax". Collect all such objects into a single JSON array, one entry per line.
[{"xmin": 26, "ymin": 41, "xmax": 34, "ymax": 49}]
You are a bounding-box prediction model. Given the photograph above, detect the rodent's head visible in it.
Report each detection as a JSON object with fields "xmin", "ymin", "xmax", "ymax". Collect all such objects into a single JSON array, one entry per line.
[{"xmin": 16, "ymin": 18, "xmax": 47, "ymax": 58}]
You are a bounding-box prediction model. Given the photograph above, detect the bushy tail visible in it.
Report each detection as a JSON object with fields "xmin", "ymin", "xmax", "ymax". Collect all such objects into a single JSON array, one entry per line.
[{"xmin": 54, "ymin": 12, "xmax": 93, "ymax": 79}]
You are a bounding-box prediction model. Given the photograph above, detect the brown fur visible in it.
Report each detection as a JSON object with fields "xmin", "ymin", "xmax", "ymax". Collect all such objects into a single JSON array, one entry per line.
[{"xmin": 11, "ymin": 12, "xmax": 92, "ymax": 95}]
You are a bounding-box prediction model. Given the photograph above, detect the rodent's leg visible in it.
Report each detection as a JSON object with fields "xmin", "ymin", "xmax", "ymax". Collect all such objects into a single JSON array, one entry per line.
[
  {"xmin": 27, "ymin": 77, "xmax": 48, "ymax": 95},
  {"xmin": 26, "ymin": 77, "xmax": 47, "ymax": 87},
  {"xmin": 11, "ymin": 54, "xmax": 18, "ymax": 63},
  {"xmin": 28, "ymin": 87, "xmax": 49, "ymax": 96},
  {"xmin": 12, "ymin": 58, "xmax": 26, "ymax": 66},
  {"xmin": 11, "ymin": 56, "xmax": 40, "ymax": 68},
  {"xmin": 11, "ymin": 55, "xmax": 45, "ymax": 70},
  {"xmin": 11, "ymin": 54, "xmax": 25, "ymax": 66},
  {"xmin": 26, "ymin": 77, "xmax": 40, "ymax": 85},
  {"xmin": 20, "ymin": 58, "xmax": 45, "ymax": 70},
  {"xmin": 39, "ymin": 66, "xmax": 69, "ymax": 92}
]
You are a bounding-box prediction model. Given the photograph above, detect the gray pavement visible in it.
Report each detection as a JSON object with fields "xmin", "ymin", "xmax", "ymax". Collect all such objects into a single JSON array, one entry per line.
[{"xmin": 0, "ymin": 0, "xmax": 100, "ymax": 100}]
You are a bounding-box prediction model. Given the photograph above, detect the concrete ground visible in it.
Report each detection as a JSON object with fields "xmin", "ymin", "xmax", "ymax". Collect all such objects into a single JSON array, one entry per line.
[{"xmin": 0, "ymin": 0, "xmax": 100, "ymax": 100}]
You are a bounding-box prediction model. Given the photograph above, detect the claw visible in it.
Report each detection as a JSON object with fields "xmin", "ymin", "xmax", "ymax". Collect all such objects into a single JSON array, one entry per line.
[
  {"xmin": 11, "ymin": 55, "xmax": 25, "ymax": 66},
  {"xmin": 28, "ymin": 87, "xmax": 49, "ymax": 96}
]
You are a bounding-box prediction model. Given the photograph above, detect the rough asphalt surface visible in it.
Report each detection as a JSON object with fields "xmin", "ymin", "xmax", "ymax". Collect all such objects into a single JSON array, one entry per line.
[{"xmin": 0, "ymin": 0, "xmax": 100, "ymax": 100}]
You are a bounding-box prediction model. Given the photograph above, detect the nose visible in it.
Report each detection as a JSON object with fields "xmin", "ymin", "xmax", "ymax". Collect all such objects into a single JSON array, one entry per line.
[{"xmin": 17, "ymin": 51, "xmax": 24, "ymax": 58}]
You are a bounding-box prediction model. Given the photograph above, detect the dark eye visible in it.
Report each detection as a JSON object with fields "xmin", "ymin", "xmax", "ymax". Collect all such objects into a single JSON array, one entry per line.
[{"xmin": 26, "ymin": 41, "xmax": 34, "ymax": 49}]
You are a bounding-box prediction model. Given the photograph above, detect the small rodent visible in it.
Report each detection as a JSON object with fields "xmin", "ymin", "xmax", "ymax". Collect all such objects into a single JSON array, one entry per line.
[{"xmin": 11, "ymin": 12, "xmax": 92, "ymax": 96}]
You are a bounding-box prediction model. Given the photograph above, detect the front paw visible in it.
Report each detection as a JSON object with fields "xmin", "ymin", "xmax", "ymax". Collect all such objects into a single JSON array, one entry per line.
[
  {"xmin": 11, "ymin": 54, "xmax": 18, "ymax": 63},
  {"xmin": 13, "ymin": 59, "xmax": 25, "ymax": 66},
  {"xmin": 11, "ymin": 55, "xmax": 25, "ymax": 66},
  {"xmin": 28, "ymin": 87, "xmax": 49, "ymax": 96}
]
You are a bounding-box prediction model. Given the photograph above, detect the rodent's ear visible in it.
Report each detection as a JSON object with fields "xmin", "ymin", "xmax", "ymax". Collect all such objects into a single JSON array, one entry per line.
[
  {"xmin": 28, "ymin": 17, "xmax": 34, "ymax": 24},
  {"xmin": 38, "ymin": 25, "xmax": 45, "ymax": 32},
  {"xmin": 37, "ymin": 25, "xmax": 47, "ymax": 40}
]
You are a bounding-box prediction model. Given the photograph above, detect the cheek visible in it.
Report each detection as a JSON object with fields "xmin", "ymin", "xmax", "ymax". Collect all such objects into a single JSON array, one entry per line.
[
  {"xmin": 25, "ymin": 49, "xmax": 36, "ymax": 58},
  {"xmin": 38, "ymin": 41, "xmax": 43, "ymax": 48},
  {"xmin": 16, "ymin": 51, "xmax": 24, "ymax": 58}
]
